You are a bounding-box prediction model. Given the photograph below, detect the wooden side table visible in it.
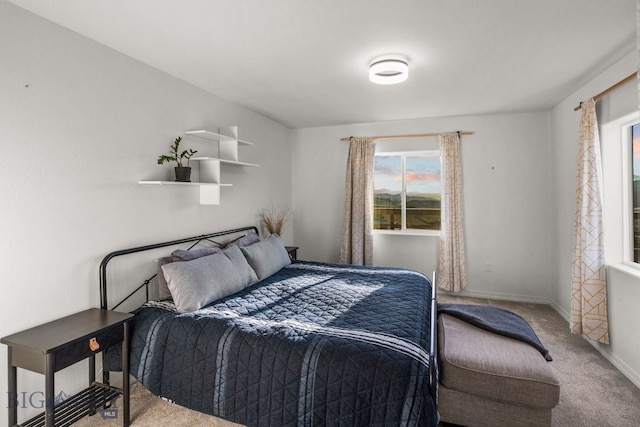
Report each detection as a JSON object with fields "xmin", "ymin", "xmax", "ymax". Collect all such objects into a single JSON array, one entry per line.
[{"xmin": 1, "ymin": 308, "xmax": 133, "ymax": 427}]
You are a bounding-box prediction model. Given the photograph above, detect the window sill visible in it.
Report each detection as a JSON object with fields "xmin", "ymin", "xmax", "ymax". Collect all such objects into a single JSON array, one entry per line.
[
  {"xmin": 608, "ymin": 263, "xmax": 640, "ymax": 280},
  {"xmin": 373, "ymin": 230, "xmax": 440, "ymax": 237}
]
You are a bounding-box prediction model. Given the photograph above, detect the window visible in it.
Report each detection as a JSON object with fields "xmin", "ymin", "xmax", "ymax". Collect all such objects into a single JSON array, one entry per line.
[
  {"xmin": 601, "ymin": 112, "xmax": 640, "ymax": 270},
  {"xmin": 632, "ymin": 123, "xmax": 639, "ymax": 263},
  {"xmin": 373, "ymin": 151, "xmax": 441, "ymax": 232}
]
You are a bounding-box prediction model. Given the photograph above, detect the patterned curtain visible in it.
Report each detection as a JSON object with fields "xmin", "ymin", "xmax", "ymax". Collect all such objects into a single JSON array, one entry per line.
[
  {"xmin": 571, "ymin": 98, "xmax": 609, "ymax": 344},
  {"xmin": 438, "ymin": 132, "xmax": 467, "ymax": 292},
  {"xmin": 338, "ymin": 137, "xmax": 374, "ymax": 265}
]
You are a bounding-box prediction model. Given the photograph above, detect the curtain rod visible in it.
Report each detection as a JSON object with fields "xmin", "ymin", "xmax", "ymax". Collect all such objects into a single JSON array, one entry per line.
[
  {"xmin": 339, "ymin": 131, "xmax": 474, "ymax": 142},
  {"xmin": 573, "ymin": 72, "xmax": 637, "ymax": 111}
]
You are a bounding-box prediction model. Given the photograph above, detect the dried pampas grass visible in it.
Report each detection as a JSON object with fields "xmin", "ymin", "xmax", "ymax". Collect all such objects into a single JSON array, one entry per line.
[{"xmin": 260, "ymin": 205, "xmax": 289, "ymax": 235}]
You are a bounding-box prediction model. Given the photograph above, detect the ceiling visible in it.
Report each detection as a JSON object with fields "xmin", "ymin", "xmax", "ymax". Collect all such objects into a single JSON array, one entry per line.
[{"xmin": 8, "ymin": 0, "xmax": 636, "ymax": 129}]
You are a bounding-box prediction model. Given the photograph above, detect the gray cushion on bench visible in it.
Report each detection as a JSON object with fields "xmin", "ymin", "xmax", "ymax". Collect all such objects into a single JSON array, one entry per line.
[
  {"xmin": 438, "ymin": 313, "xmax": 560, "ymax": 427},
  {"xmin": 438, "ymin": 303, "xmax": 552, "ymax": 361}
]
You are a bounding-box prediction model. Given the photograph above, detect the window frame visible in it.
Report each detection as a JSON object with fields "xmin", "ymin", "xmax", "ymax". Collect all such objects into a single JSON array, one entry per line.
[
  {"xmin": 623, "ymin": 119, "xmax": 640, "ymax": 267},
  {"xmin": 372, "ymin": 150, "xmax": 441, "ymax": 237},
  {"xmin": 601, "ymin": 111, "xmax": 640, "ymax": 278}
]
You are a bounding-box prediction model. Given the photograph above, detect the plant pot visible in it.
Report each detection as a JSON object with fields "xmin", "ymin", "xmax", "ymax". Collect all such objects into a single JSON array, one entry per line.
[{"xmin": 174, "ymin": 166, "xmax": 192, "ymax": 182}]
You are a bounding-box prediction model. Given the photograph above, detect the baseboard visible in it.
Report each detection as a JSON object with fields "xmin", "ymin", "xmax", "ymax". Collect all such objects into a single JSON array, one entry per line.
[
  {"xmin": 548, "ymin": 303, "xmax": 640, "ymax": 390},
  {"xmin": 549, "ymin": 300, "xmax": 570, "ymax": 321},
  {"xmin": 593, "ymin": 347, "xmax": 640, "ymax": 389},
  {"xmin": 438, "ymin": 289, "xmax": 550, "ymax": 305}
]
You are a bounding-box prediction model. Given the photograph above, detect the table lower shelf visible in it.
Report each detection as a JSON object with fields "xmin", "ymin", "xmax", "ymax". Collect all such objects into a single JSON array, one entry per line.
[{"xmin": 20, "ymin": 383, "xmax": 121, "ymax": 427}]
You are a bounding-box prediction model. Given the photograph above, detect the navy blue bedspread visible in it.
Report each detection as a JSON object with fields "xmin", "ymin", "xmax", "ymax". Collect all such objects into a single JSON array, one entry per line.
[{"xmin": 106, "ymin": 261, "xmax": 436, "ymax": 426}]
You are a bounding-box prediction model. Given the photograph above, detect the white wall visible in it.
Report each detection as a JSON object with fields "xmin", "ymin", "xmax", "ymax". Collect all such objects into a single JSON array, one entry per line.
[
  {"xmin": 0, "ymin": 2, "xmax": 292, "ymax": 422},
  {"xmin": 291, "ymin": 111, "xmax": 555, "ymax": 302},
  {"xmin": 549, "ymin": 50, "xmax": 640, "ymax": 387}
]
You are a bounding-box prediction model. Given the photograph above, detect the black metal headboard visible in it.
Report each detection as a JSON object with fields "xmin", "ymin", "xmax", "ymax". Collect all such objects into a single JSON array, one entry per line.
[
  {"xmin": 98, "ymin": 226, "xmax": 259, "ymax": 310},
  {"xmin": 429, "ymin": 271, "xmax": 438, "ymax": 408}
]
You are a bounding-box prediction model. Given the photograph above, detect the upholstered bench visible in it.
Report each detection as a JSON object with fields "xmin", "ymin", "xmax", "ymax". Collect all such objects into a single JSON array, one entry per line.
[{"xmin": 437, "ymin": 313, "xmax": 560, "ymax": 427}]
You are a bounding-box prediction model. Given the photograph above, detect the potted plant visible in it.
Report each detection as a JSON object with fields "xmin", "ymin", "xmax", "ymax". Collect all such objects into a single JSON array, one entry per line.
[{"xmin": 157, "ymin": 137, "xmax": 198, "ymax": 182}]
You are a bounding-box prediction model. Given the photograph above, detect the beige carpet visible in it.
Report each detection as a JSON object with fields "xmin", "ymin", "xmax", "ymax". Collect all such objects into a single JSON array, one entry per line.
[{"xmin": 72, "ymin": 295, "xmax": 640, "ymax": 426}]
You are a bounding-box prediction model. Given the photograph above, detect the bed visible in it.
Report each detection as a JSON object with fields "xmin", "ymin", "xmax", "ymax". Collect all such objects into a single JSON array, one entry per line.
[{"xmin": 100, "ymin": 226, "xmax": 438, "ymax": 426}]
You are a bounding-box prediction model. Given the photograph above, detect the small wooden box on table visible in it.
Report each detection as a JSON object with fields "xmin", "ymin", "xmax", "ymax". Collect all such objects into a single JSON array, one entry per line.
[{"xmin": 1, "ymin": 308, "xmax": 133, "ymax": 427}]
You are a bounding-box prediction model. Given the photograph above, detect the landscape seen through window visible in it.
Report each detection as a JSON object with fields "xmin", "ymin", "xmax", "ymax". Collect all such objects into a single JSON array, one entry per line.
[{"xmin": 374, "ymin": 154, "xmax": 441, "ymax": 230}]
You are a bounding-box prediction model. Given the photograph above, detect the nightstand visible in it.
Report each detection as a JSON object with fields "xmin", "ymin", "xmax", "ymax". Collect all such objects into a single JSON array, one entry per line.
[
  {"xmin": 285, "ymin": 246, "xmax": 299, "ymax": 260},
  {"xmin": 1, "ymin": 308, "xmax": 133, "ymax": 427}
]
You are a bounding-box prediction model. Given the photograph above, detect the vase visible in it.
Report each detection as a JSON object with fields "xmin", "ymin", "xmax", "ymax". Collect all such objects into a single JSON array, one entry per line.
[{"xmin": 174, "ymin": 166, "xmax": 191, "ymax": 182}]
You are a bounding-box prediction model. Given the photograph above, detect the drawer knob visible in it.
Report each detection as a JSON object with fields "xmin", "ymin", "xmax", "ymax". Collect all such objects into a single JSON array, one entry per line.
[{"xmin": 89, "ymin": 337, "xmax": 100, "ymax": 351}]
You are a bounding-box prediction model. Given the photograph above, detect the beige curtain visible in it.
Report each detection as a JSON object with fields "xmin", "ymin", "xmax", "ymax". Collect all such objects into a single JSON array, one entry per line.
[
  {"xmin": 438, "ymin": 132, "xmax": 467, "ymax": 292},
  {"xmin": 338, "ymin": 137, "xmax": 374, "ymax": 265},
  {"xmin": 571, "ymin": 98, "xmax": 609, "ymax": 344}
]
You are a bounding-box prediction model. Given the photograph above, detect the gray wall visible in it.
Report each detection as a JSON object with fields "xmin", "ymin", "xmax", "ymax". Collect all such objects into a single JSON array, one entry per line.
[
  {"xmin": 0, "ymin": 2, "xmax": 292, "ymax": 421},
  {"xmin": 549, "ymin": 51, "xmax": 639, "ymax": 387},
  {"xmin": 291, "ymin": 111, "xmax": 555, "ymax": 302}
]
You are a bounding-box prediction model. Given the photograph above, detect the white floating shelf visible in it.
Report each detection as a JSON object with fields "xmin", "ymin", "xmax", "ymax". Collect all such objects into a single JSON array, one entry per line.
[
  {"xmin": 140, "ymin": 125, "xmax": 256, "ymax": 205},
  {"xmin": 138, "ymin": 181, "xmax": 231, "ymax": 205},
  {"xmin": 138, "ymin": 181, "xmax": 232, "ymax": 187},
  {"xmin": 185, "ymin": 129, "xmax": 253, "ymax": 145},
  {"xmin": 191, "ymin": 157, "xmax": 259, "ymax": 167}
]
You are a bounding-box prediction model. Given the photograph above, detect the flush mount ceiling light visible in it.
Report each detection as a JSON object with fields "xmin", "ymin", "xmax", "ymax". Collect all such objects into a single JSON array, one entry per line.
[{"xmin": 369, "ymin": 58, "xmax": 409, "ymax": 85}]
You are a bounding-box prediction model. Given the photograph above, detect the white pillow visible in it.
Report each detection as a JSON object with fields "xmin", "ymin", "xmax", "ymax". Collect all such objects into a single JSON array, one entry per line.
[
  {"xmin": 241, "ymin": 234, "xmax": 291, "ymax": 281},
  {"xmin": 161, "ymin": 245, "xmax": 258, "ymax": 313}
]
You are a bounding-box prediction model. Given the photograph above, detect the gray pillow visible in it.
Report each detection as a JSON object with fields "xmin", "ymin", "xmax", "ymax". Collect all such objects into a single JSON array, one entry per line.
[
  {"xmin": 161, "ymin": 245, "xmax": 258, "ymax": 313},
  {"xmin": 240, "ymin": 234, "xmax": 291, "ymax": 281},
  {"xmin": 225, "ymin": 232, "xmax": 260, "ymax": 249},
  {"xmin": 157, "ymin": 256, "xmax": 177, "ymax": 300},
  {"xmin": 172, "ymin": 246, "xmax": 222, "ymax": 261},
  {"xmin": 156, "ymin": 247, "xmax": 223, "ymax": 299}
]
